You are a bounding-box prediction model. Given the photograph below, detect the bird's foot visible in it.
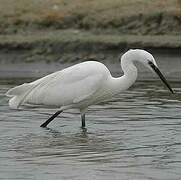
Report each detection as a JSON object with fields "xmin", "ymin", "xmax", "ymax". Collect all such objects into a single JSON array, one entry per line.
[{"xmin": 81, "ymin": 126, "xmax": 87, "ymax": 132}]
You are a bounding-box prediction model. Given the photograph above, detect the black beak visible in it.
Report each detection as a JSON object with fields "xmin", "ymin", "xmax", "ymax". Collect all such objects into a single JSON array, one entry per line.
[{"xmin": 148, "ymin": 61, "xmax": 174, "ymax": 94}]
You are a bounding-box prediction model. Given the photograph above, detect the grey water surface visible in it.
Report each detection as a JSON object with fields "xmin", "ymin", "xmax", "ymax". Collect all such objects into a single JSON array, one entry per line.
[{"xmin": 0, "ymin": 54, "xmax": 181, "ymax": 180}]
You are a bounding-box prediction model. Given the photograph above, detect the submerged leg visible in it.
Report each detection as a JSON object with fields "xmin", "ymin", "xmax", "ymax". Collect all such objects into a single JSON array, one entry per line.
[
  {"xmin": 40, "ymin": 110, "xmax": 63, "ymax": 128},
  {"xmin": 81, "ymin": 114, "xmax": 86, "ymax": 128}
]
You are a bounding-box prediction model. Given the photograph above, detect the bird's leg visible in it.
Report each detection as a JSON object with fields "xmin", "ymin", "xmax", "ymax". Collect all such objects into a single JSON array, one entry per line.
[
  {"xmin": 40, "ymin": 110, "xmax": 63, "ymax": 128},
  {"xmin": 81, "ymin": 114, "xmax": 86, "ymax": 128}
]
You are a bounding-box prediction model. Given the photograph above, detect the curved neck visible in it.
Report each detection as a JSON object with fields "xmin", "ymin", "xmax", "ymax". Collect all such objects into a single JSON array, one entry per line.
[{"xmin": 110, "ymin": 62, "xmax": 138, "ymax": 94}]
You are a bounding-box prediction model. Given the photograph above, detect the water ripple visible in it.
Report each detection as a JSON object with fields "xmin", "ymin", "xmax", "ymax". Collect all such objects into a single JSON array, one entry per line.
[{"xmin": 0, "ymin": 80, "xmax": 181, "ymax": 180}]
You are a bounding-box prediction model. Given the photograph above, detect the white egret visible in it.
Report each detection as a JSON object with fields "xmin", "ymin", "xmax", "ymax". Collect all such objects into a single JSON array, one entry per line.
[{"xmin": 6, "ymin": 49, "xmax": 174, "ymax": 128}]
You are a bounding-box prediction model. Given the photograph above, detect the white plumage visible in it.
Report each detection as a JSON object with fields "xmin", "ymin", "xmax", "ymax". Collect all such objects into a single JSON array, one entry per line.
[
  {"xmin": 6, "ymin": 49, "xmax": 173, "ymax": 128},
  {"xmin": 7, "ymin": 61, "xmax": 112, "ymax": 110}
]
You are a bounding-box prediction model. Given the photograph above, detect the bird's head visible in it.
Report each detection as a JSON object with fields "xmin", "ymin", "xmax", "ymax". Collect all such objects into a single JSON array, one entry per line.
[{"xmin": 121, "ymin": 49, "xmax": 174, "ymax": 94}]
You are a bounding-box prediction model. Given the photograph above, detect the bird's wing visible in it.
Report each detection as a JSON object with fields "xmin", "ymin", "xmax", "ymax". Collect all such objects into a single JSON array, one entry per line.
[
  {"xmin": 72, "ymin": 74, "xmax": 103, "ymax": 103},
  {"xmin": 7, "ymin": 61, "xmax": 108, "ymax": 108},
  {"xmin": 24, "ymin": 68, "xmax": 105, "ymax": 106},
  {"xmin": 6, "ymin": 71, "xmax": 60, "ymax": 108}
]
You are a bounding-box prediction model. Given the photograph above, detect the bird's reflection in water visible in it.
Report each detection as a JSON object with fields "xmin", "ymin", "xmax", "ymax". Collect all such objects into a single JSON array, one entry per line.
[
  {"xmin": 45, "ymin": 126, "xmax": 88, "ymax": 140},
  {"xmin": 13, "ymin": 124, "xmax": 120, "ymax": 165}
]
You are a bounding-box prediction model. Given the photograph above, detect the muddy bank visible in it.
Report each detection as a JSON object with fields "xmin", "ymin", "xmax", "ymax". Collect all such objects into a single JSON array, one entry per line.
[
  {"xmin": 0, "ymin": 50, "xmax": 180, "ymax": 82},
  {"xmin": 0, "ymin": 0, "xmax": 180, "ymax": 63},
  {"xmin": 0, "ymin": 30, "xmax": 180, "ymax": 64}
]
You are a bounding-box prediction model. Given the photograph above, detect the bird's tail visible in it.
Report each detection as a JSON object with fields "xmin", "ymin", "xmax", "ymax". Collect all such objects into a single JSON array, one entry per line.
[{"xmin": 6, "ymin": 83, "xmax": 33, "ymax": 109}]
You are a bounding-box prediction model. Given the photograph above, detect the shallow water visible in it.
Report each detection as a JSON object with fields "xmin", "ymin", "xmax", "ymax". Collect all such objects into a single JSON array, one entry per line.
[{"xmin": 1, "ymin": 59, "xmax": 181, "ymax": 180}]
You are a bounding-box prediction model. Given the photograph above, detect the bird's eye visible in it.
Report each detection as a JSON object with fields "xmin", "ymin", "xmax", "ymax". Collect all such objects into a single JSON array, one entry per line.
[{"xmin": 148, "ymin": 60, "xmax": 153, "ymax": 65}]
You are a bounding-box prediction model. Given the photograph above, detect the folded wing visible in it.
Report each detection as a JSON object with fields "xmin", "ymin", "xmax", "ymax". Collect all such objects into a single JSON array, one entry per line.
[{"xmin": 6, "ymin": 65, "xmax": 105, "ymax": 109}]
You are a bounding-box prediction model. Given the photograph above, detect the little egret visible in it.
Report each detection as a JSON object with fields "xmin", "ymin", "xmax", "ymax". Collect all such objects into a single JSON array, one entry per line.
[{"xmin": 6, "ymin": 49, "xmax": 174, "ymax": 128}]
